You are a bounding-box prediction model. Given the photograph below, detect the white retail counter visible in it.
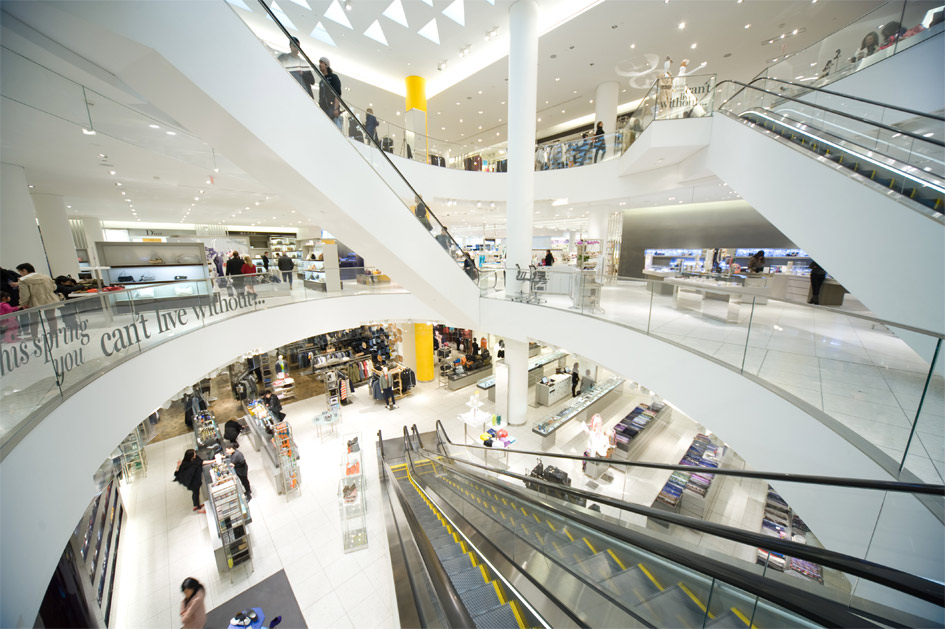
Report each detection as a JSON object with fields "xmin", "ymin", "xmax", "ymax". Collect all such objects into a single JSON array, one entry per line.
[{"xmin": 536, "ymin": 373, "xmax": 572, "ymax": 406}]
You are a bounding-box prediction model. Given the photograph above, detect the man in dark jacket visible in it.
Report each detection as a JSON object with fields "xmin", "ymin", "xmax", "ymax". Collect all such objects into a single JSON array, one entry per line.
[
  {"xmin": 261, "ymin": 252, "xmax": 270, "ymax": 272},
  {"xmin": 225, "ymin": 251, "xmax": 245, "ymax": 294},
  {"xmin": 318, "ymin": 56, "xmax": 342, "ymax": 128},
  {"xmin": 264, "ymin": 389, "xmax": 285, "ymax": 420},
  {"xmin": 277, "ymin": 253, "xmax": 294, "ymax": 288}
]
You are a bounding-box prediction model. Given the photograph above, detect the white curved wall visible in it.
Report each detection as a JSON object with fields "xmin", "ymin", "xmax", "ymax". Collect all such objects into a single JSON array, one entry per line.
[{"xmin": 0, "ymin": 293, "xmax": 439, "ymax": 628}]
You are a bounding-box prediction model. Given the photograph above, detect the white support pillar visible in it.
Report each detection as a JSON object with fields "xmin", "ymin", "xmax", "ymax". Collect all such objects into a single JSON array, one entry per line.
[
  {"xmin": 1, "ymin": 163, "xmax": 48, "ymax": 274},
  {"xmin": 31, "ymin": 193, "xmax": 80, "ymax": 278},
  {"xmin": 506, "ymin": 0, "xmax": 539, "ymax": 296},
  {"xmin": 595, "ymin": 81, "xmax": 619, "ymax": 160},
  {"xmin": 504, "ymin": 337, "xmax": 529, "ymax": 426},
  {"xmin": 80, "ymin": 217, "xmax": 105, "ymax": 267}
]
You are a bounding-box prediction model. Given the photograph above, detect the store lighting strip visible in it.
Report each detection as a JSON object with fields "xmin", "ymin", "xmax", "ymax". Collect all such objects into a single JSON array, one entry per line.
[{"xmin": 749, "ymin": 111, "xmax": 945, "ymax": 195}]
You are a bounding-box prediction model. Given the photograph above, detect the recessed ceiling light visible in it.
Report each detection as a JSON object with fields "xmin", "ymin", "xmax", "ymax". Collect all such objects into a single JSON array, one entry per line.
[
  {"xmin": 554, "ymin": 77, "xmax": 560, "ymax": 81},
  {"xmin": 166, "ymin": 131, "xmax": 177, "ymax": 135},
  {"xmin": 98, "ymin": 153, "xmax": 107, "ymax": 159},
  {"xmin": 678, "ymin": 21, "xmax": 685, "ymax": 29},
  {"xmin": 745, "ymin": 24, "xmax": 751, "ymax": 29},
  {"xmin": 116, "ymin": 182, "xmax": 122, "ymax": 186},
  {"xmin": 28, "ymin": 184, "xmax": 35, "ymax": 189},
  {"xmin": 630, "ymin": 43, "xmax": 635, "ymax": 49},
  {"xmin": 66, "ymin": 205, "xmax": 71, "ymax": 208},
  {"xmin": 82, "ymin": 128, "xmax": 96, "ymax": 135},
  {"xmin": 109, "ymin": 170, "xmax": 116, "ymax": 175},
  {"xmin": 149, "ymin": 124, "xmax": 160, "ymax": 129},
  {"xmin": 561, "ymin": 109, "xmax": 565, "ymax": 113},
  {"xmin": 691, "ymin": 43, "xmax": 697, "ymax": 49}
]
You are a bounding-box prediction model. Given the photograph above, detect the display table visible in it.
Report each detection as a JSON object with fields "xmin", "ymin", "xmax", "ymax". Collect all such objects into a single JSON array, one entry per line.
[
  {"xmin": 666, "ymin": 277, "xmax": 769, "ymax": 324},
  {"xmin": 477, "ymin": 349, "xmax": 568, "ymax": 401},
  {"xmin": 357, "ymin": 273, "xmax": 391, "ymax": 285},
  {"xmin": 643, "ymin": 270, "xmax": 677, "ymax": 295},
  {"xmin": 447, "ymin": 363, "xmax": 493, "ymax": 390},
  {"xmin": 536, "ymin": 373, "xmax": 571, "ymax": 406},
  {"xmin": 783, "ymin": 275, "xmax": 847, "ymax": 306},
  {"xmin": 532, "ymin": 377, "xmax": 625, "ymax": 449}
]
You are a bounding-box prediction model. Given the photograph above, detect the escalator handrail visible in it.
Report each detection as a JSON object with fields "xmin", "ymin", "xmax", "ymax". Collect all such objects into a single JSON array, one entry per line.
[
  {"xmin": 750, "ymin": 77, "xmax": 945, "ymax": 122},
  {"xmin": 434, "ymin": 421, "xmax": 945, "ymax": 496},
  {"xmin": 715, "ymin": 79, "xmax": 945, "ymax": 149},
  {"xmin": 419, "ymin": 446, "xmax": 945, "ymax": 609},
  {"xmin": 252, "ymin": 0, "xmax": 479, "ymax": 279},
  {"xmin": 383, "ymin": 457, "xmax": 477, "ymax": 628}
]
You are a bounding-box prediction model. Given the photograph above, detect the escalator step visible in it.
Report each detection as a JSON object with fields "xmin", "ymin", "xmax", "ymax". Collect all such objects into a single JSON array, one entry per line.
[
  {"xmin": 473, "ymin": 603, "xmax": 521, "ymax": 629},
  {"xmin": 449, "ymin": 565, "xmax": 489, "ymax": 594},
  {"xmin": 574, "ymin": 551, "xmax": 624, "ymax": 582},
  {"xmin": 442, "ymin": 553, "xmax": 477, "ymax": 575},
  {"xmin": 435, "ymin": 544, "xmax": 466, "ymax": 561},
  {"xmin": 459, "ymin": 582, "xmax": 502, "ymax": 616},
  {"xmin": 431, "ymin": 532, "xmax": 456, "ymax": 549},
  {"xmin": 600, "ymin": 566, "xmax": 661, "ymax": 604},
  {"xmin": 550, "ymin": 539, "xmax": 595, "ymax": 562},
  {"xmin": 706, "ymin": 610, "xmax": 751, "ymax": 628},
  {"xmin": 635, "ymin": 584, "xmax": 711, "ymax": 628}
]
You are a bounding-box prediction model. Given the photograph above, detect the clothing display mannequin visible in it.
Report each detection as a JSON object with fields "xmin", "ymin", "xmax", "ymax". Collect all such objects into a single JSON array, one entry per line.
[
  {"xmin": 381, "ymin": 365, "xmax": 395, "ymax": 410},
  {"xmin": 275, "ymin": 354, "xmax": 287, "ymax": 377}
]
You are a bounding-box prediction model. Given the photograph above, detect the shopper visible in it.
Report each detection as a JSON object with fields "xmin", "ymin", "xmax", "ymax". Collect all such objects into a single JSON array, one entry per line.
[
  {"xmin": 543, "ymin": 250, "xmax": 555, "ymax": 267},
  {"xmin": 179, "ymin": 577, "xmax": 207, "ymax": 629},
  {"xmin": 571, "ymin": 363, "xmax": 580, "ymax": 397},
  {"xmin": 174, "ymin": 449, "xmax": 206, "ymax": 513},
  {"xmin": 241, "ymin": 256, "xmax": 257, "ymax": 295},
  {"xmin": 54, "ymin": 276, "xmax": 81, "ymax": 331},
  {"xmin": 480, "ymin": 336, "xmax": 488, "ymax": 351},
  {"xmin": 278, "ymin": 36, "xmax": 315, "ymax": 98},
  {"xmin": 593, "ymin": 121, "xmax": 606, "ymax": 163},
  {"xmin": 261, "ymin": 252, "xmax": 270, "ymax": 272},
  {"xmin": 225, "ymin": 442, "xmax": 252, "ymax": 501},
  {"xmin": 223, "ymin": 417, "xmax": 242, "ymax": 443},
  {"xmin": 365, "ymin": 108, "xmax": 379, "ymax": 144},
  {"xmin": 318, "ymin": 56, "xmax": 342, "ymax": 129},
  {"xmin": 436, "ymin": 226, "xmax": 452, "ymax": 252},
  {"xmin": 277, "ymin": 253, "xmax": 294, "ymax": 288},
  {"xmin": 0, "ymin": 292, "xmax": 21, "ymax": 342},
  {"xmin": 470, "ymin": 337, "xmax": 480, "ymax": 356},
  {"xmin": 0, "ymin": 267, "xmax": 20, "ymax": 307},
  {"xmin": 747, "ymin": 250, "xmax": 766, "ymax": 274},
  {"xmin": 225, "ymin": 251, "xmax": 245, "ymax": 295},
  {"xmin": 581, "ymin": 369, "xmax": 596, "ymax": 393},
  {"xmin": 808, "ymin": 260, "xmax": 828, "ymax": 305},
  {"xmin": 414, "ymin": 195, "xmax": 433, "ymax": 231},
  {"xmin": 264, "ymin": 389, "xmax": 286, "ymax": 421},
  {"xmin": 496, "ymin": 339, "xmax": 505, "ymax": 359},
  {"xmin": 16, "ymin": 263, "xmax": 60, "ymax": 339}
]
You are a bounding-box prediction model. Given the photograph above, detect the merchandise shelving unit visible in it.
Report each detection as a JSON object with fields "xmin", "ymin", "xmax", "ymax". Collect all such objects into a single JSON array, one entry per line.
[
  {"xmin": 532, "ymin": 376, "xmax": 625, "ymax": 448},
  {"xmin": 115, "ymin": 422, "xmax": 149, "ymax": 482},
  {"xmin": 271, "ymin": 375, "xmax": 296, "ymax": 402},
  {"xmin": 205, "ymin": 460, "xmax": 253, "ymax": 571},
  {"xmin": 339, "ymin": 432, "xmax": 367, "ymax": 552},
  {"xmin": 300, "ymin": 240, "xmax": 341, "ymax": 292},
  {"xmin": 373, "ymin": 364, "xmax": 412, "ymax": 400},
  {"xmin": 95, "ymin": 241, "xmax": 210, "ymax": 309},
  {"xmin": 193, "ymin": 411, "xmax": 222, "ymax": 453},
  {"xmin": 70, "ymin": 477, "xmax": 124, "ymax": 626},
  {"xmin": 270, "ymin": 236, "xmax": 301, "ymax": 262},
  {"xmin": 273, "ymin": 421, "xmax": 301, "ymax": 495}
]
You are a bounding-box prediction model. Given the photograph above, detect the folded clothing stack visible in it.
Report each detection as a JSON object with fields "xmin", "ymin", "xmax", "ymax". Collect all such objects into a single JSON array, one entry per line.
[
  {"xmin": 656, "ymin": 471, "xmax": 691, "ymax": 507},
  {"xmin": 789, "ymin": 557, "xmax": 824, "ymax": 584},
  {"xmin": 756, "ymin": 548, "xmax": 787, "ymax": 571}
]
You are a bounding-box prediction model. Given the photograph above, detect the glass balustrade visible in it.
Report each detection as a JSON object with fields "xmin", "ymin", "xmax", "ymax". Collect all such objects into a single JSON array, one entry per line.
[
  {"xmin": 482, "ymin": 266, "xmax": 944, "ymax": 486},
  {"xmin": 0, "ymin": 269, "xmax": 406, "ymax": 449}
]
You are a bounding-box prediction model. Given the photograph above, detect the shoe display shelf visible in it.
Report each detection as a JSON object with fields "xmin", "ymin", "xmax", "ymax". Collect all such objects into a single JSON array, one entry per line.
[{"xmin": 339, "ymin": 432, "xmax": 368, "ymax": 553}]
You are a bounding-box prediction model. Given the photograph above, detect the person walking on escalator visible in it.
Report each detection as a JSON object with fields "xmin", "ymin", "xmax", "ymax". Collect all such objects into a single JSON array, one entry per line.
[
  {"xmin": 278, "ymin": 37, "xmax": 315, "ymax": 99},
  {"xmin": 318, "ymin": 57, "xmax": 342, "ymax": 129},
  {"xmin": 808, "ymin": 260, "xmax": 828, "ymax": 305}
]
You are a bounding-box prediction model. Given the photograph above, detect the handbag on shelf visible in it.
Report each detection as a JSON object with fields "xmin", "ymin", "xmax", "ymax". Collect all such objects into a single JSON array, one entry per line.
[
  {"xmin": 174, "ymin": 284, "xmax": 195, "ymax": 296},
  {"xmin": 177, "ymin": 255, "xmax": 199, "ymax": 264},
  {"xmin": 148, "ymin": 255, "xmax": 164, "ymax": 265},
  {"xmin": 117, "ymin": 274, "xmax": 134, "ymax": 283},
  {"xmin": 139, "ymin": 272, "xmax": 156, "ymax": 282}
]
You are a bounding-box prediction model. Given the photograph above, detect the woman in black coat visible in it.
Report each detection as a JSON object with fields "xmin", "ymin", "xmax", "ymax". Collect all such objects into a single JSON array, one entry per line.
[{"xmin": 174, "ymin": 449, "xmax": 206, "ymax": 512}]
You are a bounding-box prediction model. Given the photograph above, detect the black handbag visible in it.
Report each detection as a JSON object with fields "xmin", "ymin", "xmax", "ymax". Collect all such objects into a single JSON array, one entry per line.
[{"xmin": 117, "ymin": 274, "xmax": 134, "ymax": 282}]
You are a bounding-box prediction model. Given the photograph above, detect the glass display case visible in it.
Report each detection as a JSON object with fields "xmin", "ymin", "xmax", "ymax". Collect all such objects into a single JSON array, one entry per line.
[
  {"xmin": 533, "ymin": 376, "xmax": 625, "ymax": 437},
  {"xmin": 339, "ymin": 432, "xmax": 367, "ymax": 553}
]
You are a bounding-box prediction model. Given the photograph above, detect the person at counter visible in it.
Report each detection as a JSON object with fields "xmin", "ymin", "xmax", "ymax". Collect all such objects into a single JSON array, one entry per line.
[
  {"xmin": 543, "ymin": 249, "xmax": 555, "ymax": 267},
  {"xmin": 263, "ymin": 390, "xmax": 285, "ymax": 422},
  {"xmin": 808, "ymin": 260, "xmax": 828, "ymax": 305},
  {"xmin": 571, "ymin": 364, "xmax": 580, "ymax": 398},
  {"xmin": 225, "ymin": 442, "xmax": 252, "ymax": 501},
  {"xmin": 581, "ymin": 369, "xmax": 596, "ymax": 393},
  {"xmin": 223, "ymin": 418, "xmax": 243, "ymax": 443},
  {"xmin": 747, "ymin": 250, "xmax": 765, "ymax": 273},
  {"xmin": 174, "ymin": 449, "xmax": 211, "ymax": 513}
]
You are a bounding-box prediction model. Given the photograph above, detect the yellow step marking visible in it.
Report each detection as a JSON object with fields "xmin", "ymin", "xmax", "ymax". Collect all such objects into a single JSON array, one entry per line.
[
  {"xmin": 500, "ymin": 511, "xmax": 507, "ymax": 520},
  {"xmin": 509, "ymin": 600, "xmax": 527, "ymax": 629},
  {"xmin": 607, "ymin": 549, "xmax": 627, "ymax": 571},
  {"xmin": 678, "ymin": 582, "xmax": 714, "ymax": 619},
  {"xmin": 491, "ymin": 505, "xmax": 497, "ymax": 514},
  {"xmin": 638, "ymin": 563, "xmax": 664, "ymax": 590},
  {"xmin": 479, "ymin": 564, "xmax": 490, "ymax": 583},
  {"xmin": 492, "ymin": 580, "xmax": 507, "ymax": 605},
  {"xmin": 564, "ymin": 529, "xmax": 574, "ymax": 542},
  {"xmin": 521, "ymin": 522, "xmax": 530, "ymax": 535},
  {"xmin": 533, "ymin": 513, "xmax": 541, "ymax": 524},
  {"xmin": 502, "ymin": 498, "xmax": 508, "ymax": 505},
  {"xmin": 583, "ymin": 537, "xmax": 597, "ymax": 554},
  {"xmin": 520, "ymin": 507, "xmax": 528, "ymax": 517},
  {"xmin": 551, "ymin": 540, "xmax": 563, "ymax": 557},
  {"xmin": 546, "ymin": 520, "xmax": 556, "ymax": 532},
  {"xmin": 731, "ymin": 607, "xmax": 756, "ymax": 628},
  {"xmin": 390, "ymin": 464, "xmax": 407, "ymax": 471}
]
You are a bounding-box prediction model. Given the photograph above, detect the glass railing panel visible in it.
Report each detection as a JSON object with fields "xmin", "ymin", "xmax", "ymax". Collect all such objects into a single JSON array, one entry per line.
[
  {"xmin": 619, "ymin": 74, "xmax": 717, "ymax": 157},
  {"xmin": 899, "ymin": 336, "xmax": 945, "ymax": 485}
]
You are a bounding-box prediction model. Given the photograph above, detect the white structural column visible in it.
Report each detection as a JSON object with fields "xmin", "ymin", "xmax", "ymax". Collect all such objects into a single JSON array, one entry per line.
[
  {"xmin": 80, "ymin": 217, "xmax": 105, "ymax": 266},
  {"xmin": 1, "ymin": 163, "xmax": 48, "ymax": 274},
  {"xmin": 506, "ymin": 0, "xmax": 539, "ymax": 295},
  {"xmin": 504, "ymin": 337, "xmax": 529, "ymax": 426},
  {"xmin": 31, "ymin": 193, "xmax": 80, "ymax": 278},
  {"xmin": 594, "ymin": 81, "xmax": 619, "ymax": 160}
]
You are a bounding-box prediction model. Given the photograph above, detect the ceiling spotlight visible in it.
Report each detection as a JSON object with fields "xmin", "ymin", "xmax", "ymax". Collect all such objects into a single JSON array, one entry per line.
[
  {"xmin": 98, "ymin": 153, "xmax": 107, "ymax": 159},
  {"xmin": 166, "ymin": 131, "xmax": 177, "ymax": 136},
  {"xmin": 630, "ymin": 43, "xmax": 635, "ymax": 49},
  {"xmin": 213, "ymin": 168, "xmax": 220, "ymax": 173},
  {"xmin": 66, "ymin": 205, "xmax": 71, "ymax": 208},
  {"xmin": 28, "ymin": 184, "xmax": 35, "ymax": 189},
  {"xmin": 678, "ymin": 21, "xmax": 685, "ymax": 29},
  {"xmin": 344, "ymin": 0, "xmax": 352, "ymax": 11},
  {"xmin": 745, "ymin": 23, "xmax": 751, "ymax": 29},
  {"xmin": 437, "ymin": 60, "xmax": 447, "ymax": 71},
  {"xmin": 691, "ymin": 42, "xmax": 697, "ymax": 49},
  {"xmin": 109, "ymin": 170, "xmax": 116, "ymax": 175},
  {"xmin": 82, "ymin": 128, "xmax": 96, "ymax": 135},
  {"xmin": 115, "ymin": 182, "xmax": 122, "ymax": 186},
  {"xmin": 149, "ymin": 124, "xmax": 160, "ymax": 129}
]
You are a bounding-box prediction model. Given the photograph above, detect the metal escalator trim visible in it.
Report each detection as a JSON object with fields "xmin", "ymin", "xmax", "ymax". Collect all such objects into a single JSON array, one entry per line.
[
  {"xmin": 638, "ymin": 563, "xmax": 665, "ymax": 591},
  {"xmin": 678, "ymin": 581, "xmax": 714, "ymax": 620},
  {"xmin": 583, "ymin": 537, "xmax": 597, "ymax": 554},
  {"xmin": 608, "ymin": 549, "xmax": 627, "ymax": 572},
  {"xmin": 730, "ymin": 606, "xmax": 755, "ymax": 629}
]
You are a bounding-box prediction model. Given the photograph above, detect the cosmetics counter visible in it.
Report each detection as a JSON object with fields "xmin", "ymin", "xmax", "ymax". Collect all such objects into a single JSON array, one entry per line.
[
  {"xmin": 203, "ymin": 457, "xmax": 253, "ymax": 571},
  {"xmin": 533, "ymin": 376, "xmax": 625, "ymax": 448},
  {"xmin": 244, "ymin": 399, "xmax": 301, "ymax": 495},
  {"xmin": 193, "ymin": 410, "xmax": 223, "ymax": 458}
]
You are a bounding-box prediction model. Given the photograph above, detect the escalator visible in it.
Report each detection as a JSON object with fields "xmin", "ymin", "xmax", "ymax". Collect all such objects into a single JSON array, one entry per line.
[
  {"xmin": 378, "ymin": 425, "xmax": 945, "ymax": 628},
  {"xmin": 706, "ymin": 79, "xmax": 945, "ymax": 334}
]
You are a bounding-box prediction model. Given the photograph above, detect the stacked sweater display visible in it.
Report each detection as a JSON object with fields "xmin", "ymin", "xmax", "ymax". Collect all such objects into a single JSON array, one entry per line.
[
  {"xmin": 756, "ymin": 486, "xmax": 822, "ymax": 583},
  {"xmin": 613, "ymin": 401, "xmax": 665, "ymax": 453},
  {"xmin": 655, "ymin": 433, "xmax": 723, "ymax": 509}
]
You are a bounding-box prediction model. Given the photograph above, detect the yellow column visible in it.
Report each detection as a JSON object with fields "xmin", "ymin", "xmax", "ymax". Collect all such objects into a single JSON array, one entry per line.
[
  {"xmin": 414, "ymin": 323, "xmax": 434, "ymax": 382},
  {"xmin": 404, "ymin": 75, "xmax": 429, "ymax": 162}
]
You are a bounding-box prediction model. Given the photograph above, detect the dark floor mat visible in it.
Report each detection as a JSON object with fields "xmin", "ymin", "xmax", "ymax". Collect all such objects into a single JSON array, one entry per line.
[{"xmin": 205, "ymin": 570, "xmax": 306, "ymax": 629}]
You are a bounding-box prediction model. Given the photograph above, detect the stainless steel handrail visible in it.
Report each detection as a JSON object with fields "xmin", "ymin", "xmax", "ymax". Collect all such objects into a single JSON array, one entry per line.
[{"xmin": 434, "ymin": 421, "xmax": 945, "ymax": 496}]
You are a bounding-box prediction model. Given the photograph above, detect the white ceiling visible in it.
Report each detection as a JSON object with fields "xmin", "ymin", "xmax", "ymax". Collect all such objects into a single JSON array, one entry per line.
[{"xmin": 232, "ymin": 0, "xmax": 883, "ymax": 150}]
